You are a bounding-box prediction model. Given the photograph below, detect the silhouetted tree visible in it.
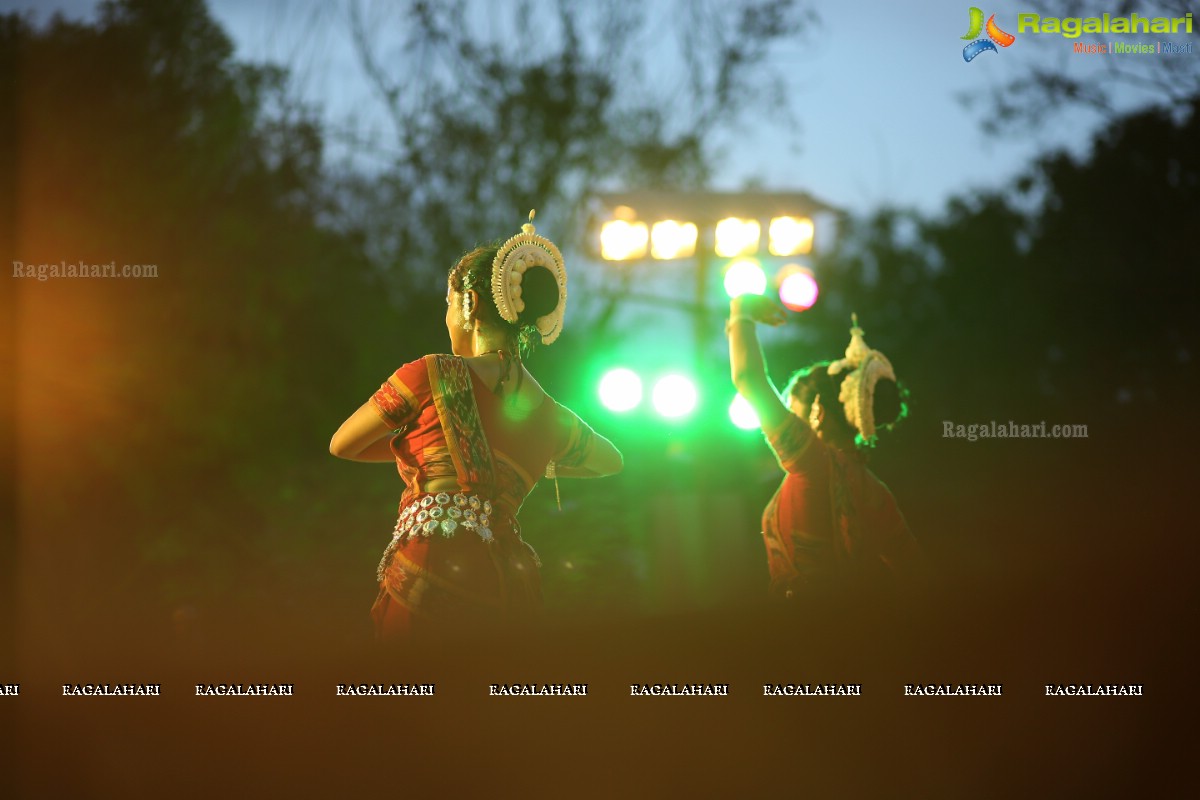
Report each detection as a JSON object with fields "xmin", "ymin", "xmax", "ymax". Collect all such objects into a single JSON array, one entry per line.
[
  {"xmin": 7, "ymin": 0, "xmax": 393, "ymax": 648},
  {"xmin": 819, "ymin": 94, "xmax": 1198, "ymax": 425}
]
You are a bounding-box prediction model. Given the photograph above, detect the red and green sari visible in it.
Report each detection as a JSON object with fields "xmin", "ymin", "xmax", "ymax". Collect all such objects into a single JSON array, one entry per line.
[
  {"xmin": 760, "ymin": 414, "xmax": 924, "ymax": 597},
  {"xmin": 366, "ymin": 354, "xmax": 589, "ymax": 638}
]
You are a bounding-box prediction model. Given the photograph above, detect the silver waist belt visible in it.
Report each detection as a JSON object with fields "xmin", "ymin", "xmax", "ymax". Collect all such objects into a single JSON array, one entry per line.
[{"xmin": 393, "ymin": 491, "xmax": 500, "ymax": 543}]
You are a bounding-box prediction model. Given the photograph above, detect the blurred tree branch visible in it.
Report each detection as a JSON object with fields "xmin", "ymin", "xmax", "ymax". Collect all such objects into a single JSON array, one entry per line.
[{"xmin": 340, "ymin": 0, "xmax": 817, "ymax": 307}]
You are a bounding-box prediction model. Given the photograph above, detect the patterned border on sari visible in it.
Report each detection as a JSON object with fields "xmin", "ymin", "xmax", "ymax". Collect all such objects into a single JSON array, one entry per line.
[{"xmin": 425, "ymin": 354, "xmax": 496, "ymax": 490}]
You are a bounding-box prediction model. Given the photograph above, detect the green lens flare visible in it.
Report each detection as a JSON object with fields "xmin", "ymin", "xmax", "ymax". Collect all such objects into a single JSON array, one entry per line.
[
  {"xmin": 652, "ymin": 374, "xmax": 698, "ymax": 419},
  {"xmin": 598, "ymin": 368, "xmax": 643, "ymax": 412},
  {"xmin": 728, "ymin": 393, "xmax": 760, "ymax": 430},
  {"xmin": 723, "ymin": 259, "xmax": 766, "ymax": 298}
]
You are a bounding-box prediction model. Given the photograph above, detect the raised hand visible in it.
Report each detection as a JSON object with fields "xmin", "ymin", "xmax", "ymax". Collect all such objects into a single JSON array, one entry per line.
[{"xmin": 731, "ymin": 293, "xmax": 788, "ymax": 326}]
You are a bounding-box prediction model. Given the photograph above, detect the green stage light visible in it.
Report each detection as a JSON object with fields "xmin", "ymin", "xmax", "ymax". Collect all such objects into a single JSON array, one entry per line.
[
  {"xmin": 723, "ymin": 258, "xmax": 766, "ymax": 298},
  {"xmin": 728, "ymin": 393, "xmax": 760, "ymax": 430},
  {"xmin": 651, "ymin": 374, "xmax": 698, "ymax": 419},
  {"xmin": 598, "ymin": 368, "xmax": 643, "ymax": 412}
]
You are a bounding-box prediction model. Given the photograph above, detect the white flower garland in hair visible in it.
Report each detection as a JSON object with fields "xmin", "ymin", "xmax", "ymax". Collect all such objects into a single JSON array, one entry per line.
[
  {"xmin": 827, "ymin": 313, "xmax": 897, "ymax": 446},
  {"xmin": 490, "ymin": 209, "xmax": 568, "ymax": 345}
]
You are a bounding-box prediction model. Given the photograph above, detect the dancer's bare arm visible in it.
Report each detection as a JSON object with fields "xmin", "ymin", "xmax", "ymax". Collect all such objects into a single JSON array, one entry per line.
[
  {"xmin": 552, "ymin": 407, "xmax": 623, "ymax": 477},
  {"xmin": 727, "ymin": 294, "xmax": 791, "ymax": 434},
  {"xmin": 330, "ymin": 401, "xmax": 396, "ymax": 461}
]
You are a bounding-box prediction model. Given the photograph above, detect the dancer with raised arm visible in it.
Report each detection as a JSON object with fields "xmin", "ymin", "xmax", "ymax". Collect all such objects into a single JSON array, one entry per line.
[{"xmin": 727, "ymin": 295, "xmax": 923, "ymax": 600}]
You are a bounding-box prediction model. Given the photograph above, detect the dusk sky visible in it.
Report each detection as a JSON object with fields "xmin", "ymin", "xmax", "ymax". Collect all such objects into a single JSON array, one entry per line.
[{"xmin": 6, "ymin": 0, "xmax": 1184, "ymax": 214}]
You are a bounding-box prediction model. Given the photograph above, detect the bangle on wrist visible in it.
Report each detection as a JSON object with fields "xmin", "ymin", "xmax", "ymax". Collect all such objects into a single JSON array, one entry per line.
[{"xmin": 725, "ymin": 314, "xmax": 754, "ymax": 335}]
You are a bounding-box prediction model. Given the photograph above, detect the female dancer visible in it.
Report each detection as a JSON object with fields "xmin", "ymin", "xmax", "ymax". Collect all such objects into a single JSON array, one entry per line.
[
  {"xmin": 331, "ymin": 212, "xmax": 622, "ymax": 638},
  {"xmin": 727, "ymin": 295, "xmax": 923, "ymax": 599}
]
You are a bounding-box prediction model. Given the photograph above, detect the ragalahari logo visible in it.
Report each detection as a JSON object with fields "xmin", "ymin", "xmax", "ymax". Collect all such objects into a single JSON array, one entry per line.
[{"xmin": 962, "ymin": 7, "xmax": 1016, "ymax": 61}]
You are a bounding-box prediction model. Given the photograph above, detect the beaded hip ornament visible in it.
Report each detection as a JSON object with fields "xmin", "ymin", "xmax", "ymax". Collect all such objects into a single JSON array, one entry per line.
[{"xmin": 827, "ymin": 313, "xmax": 898, "ymax": 447}]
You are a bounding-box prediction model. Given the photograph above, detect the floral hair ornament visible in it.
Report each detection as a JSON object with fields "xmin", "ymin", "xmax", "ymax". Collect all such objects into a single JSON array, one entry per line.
[
  {"xmin": 491, "ymin": 209, "xmax": 567, "ymax": 345},
  {"xmin": 827, "ymin": 313, "xmax": 901, "ymax": 447}
]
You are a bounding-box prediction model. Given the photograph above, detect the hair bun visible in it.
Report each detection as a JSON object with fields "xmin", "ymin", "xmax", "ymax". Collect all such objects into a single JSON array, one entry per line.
[{"xmin": 517, "ymin": 265, "xmax": 558, "ymax": 326}]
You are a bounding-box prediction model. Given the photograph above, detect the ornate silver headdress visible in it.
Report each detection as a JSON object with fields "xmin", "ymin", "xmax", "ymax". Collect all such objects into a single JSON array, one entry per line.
[
  {"xmin": 827, "ymin": 313, "xmax": 899, "ymax": 446},
  {"xmin": 491, "ymin": 209, "xmax": 567, "ymax": 345}
]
